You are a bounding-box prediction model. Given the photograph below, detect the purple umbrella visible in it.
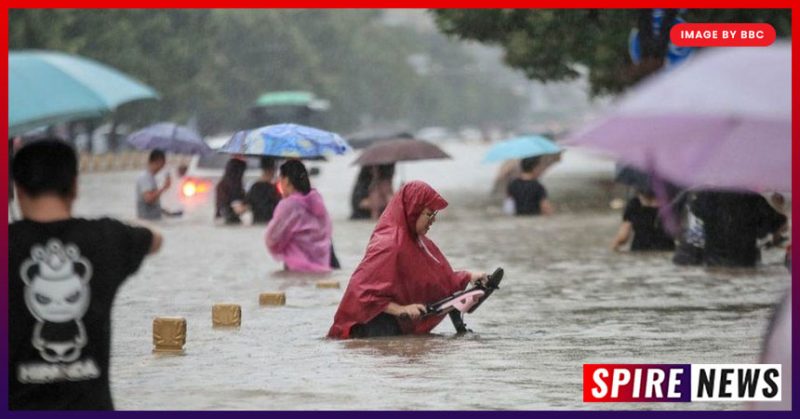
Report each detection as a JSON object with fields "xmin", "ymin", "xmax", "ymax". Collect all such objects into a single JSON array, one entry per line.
[
  {"xmin": 352, "ymin": 138, "xmax": 450, "ymax": 166},
  {"xmin": 566, "ymin": 42, "xmax": 790, "ymax": 192},
  {"xmin": 126, "ymin": 122, "xmax": 211, "ymax": 155}
]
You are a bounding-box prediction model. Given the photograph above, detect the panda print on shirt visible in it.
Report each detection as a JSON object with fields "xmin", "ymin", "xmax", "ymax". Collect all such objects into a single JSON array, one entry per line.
[{"xmin": 19, "ymin": 239, "xmax": 92, "ymax": 364}]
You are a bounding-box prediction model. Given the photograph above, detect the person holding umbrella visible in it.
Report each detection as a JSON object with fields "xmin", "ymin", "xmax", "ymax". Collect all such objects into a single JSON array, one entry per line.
[
  {"xmin": 483, "ymin": 135, "xmax": 561, "ymax": 216},
  {"xmin": 136, "ymin": 149, "xmax": 171, "ymax": 221},
  {"xmin": 265, "ymin": 160, "xmax": 334, "ymax": 273},
  {"xmin": 217, "ymin": 123, "xmax": 349, "ymax": 268},
  {"xmin": 350, "ymin": 137, "xmax": 449, "ymax": 220},
  {"xmin": 129, "ymin": 122, "xmax": 211, "ymax": 220}
]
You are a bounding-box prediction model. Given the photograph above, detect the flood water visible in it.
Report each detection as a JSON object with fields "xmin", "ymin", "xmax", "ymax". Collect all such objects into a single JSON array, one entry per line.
[{"xmin": 66, "ymin": 143, "xmax": 790, "ymax": 410}]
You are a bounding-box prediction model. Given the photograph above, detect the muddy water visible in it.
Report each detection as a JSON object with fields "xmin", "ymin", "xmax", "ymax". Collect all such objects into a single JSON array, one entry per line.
[{"xmin": 64, "ymin": 143, "xmax": 789, "ymax": 410}]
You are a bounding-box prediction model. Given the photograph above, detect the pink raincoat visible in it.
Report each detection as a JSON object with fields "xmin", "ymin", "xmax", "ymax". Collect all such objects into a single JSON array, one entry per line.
[
  {"xmin": 328, "ymin": 181, "xmax": 471, "ymax": 339},
  {"xmin": 265, "ymin": 189, "xmax": 332, "ymax": 273}
]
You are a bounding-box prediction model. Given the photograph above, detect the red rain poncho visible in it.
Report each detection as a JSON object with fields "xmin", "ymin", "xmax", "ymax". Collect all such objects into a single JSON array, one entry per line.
[{"xmin": 328, "ymin": 181, "xmax": 471, "ymax": 339}]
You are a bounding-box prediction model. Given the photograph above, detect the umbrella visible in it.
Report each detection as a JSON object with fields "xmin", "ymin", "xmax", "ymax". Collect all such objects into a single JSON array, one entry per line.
[
  {"xmin": 218, "ymin": 123, "xmax": 350, "ymax": 159},
  {"xmin": 126, "ymin": 122, "xmax": 211, "ymax": 155},
  {"xmin": 352, "ymin": 138, "xmax": 450, "ymax": 166},
  {"xmin": 483, "ymin": 135, "xmax": 562, "ymax": 163},
  {"xmin": 9, "ymin": 50, "xmax": 159, "ymax": 136},
  {"xmin": 565, "ymin": 42, "xmax": 790, "ymax": 192}
]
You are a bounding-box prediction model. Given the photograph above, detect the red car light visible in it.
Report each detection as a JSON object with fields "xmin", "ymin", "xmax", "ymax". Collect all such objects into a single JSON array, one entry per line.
[
  {"xmin": 181, "ymin": 178, "xmax": 211, "ymax": 199},
  {"xmin": 182, "ymin": 181, "xmax": 197, "ymax": 198}
]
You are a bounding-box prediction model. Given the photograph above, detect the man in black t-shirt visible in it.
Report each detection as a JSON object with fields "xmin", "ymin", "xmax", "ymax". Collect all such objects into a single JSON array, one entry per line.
[
  {"xmin": 9, "ymin": 139, "xmax": 162, "ymax": 410},
  {"xmin": 506, "ymin": 156, "xmax": 554, "ymax": 216}
]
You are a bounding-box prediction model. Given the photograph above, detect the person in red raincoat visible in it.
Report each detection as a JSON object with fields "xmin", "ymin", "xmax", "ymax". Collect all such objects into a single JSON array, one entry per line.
[{"xmin": 328, "ymin": 181, "xmax": 486, "ymax": 339}]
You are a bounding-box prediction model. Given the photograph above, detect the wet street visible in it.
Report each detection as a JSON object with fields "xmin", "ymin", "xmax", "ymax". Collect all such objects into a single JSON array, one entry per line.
[{"xmin": 70, "ymin": 143, "xmax": 790, "ymax": 410}]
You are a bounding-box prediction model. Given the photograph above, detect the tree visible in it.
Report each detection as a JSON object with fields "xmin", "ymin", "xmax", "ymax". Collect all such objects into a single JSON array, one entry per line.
[
  {"xmin": 10, "ymin": 9, "xmax": 527, "ymax": 136},
  {"xmin": 432, "ymin": 9, "xmax": 791, "ymax": 96}
]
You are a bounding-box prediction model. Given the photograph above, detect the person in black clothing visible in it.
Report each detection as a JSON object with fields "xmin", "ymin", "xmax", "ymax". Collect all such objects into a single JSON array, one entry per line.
[
  {"xmin": 366, "ymin": 163, "xmax": 396, "ymax": 219},
  {"xmin": 611, "ymin": 187, "xmax": 675, "ymax": 252},
  {"xmin": 692, "ymin": 190, "xmax": 787, "ymax": 267},
  {"xmin": 9, "ymin": 139, "xmax": 162, "ymax": 410},
  {"xmin": 350, "ymin": 166, "xmax": 374, "ymax": 220},
  {"xmin": 245, "ymin": 157, "xmax": 281, "ymax": 224},
  {"xmin": 215, "ymin": 158, "xmax": 247, "ymax": 225},
  {"xmin": 506, "ymin": 156, "xmax": 554, "ymax": 216}
]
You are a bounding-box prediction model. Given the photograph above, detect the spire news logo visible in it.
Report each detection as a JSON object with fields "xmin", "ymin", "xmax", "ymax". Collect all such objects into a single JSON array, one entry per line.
[{"xmin": 584, "ymin": 364, "xmax": 781, "ymax": 403}]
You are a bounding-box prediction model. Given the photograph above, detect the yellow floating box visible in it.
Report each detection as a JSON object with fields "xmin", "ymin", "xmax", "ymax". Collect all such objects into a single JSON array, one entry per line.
[
  {"xmin": 316, "ymin": 280, "xmax": 340, "ymax": 289},
  {"xmin": 153, "ymin": 317, "xmax": 186, "ymax": 354},
  {"xmin": 212, "ymin": 304, "xmax": 242, "ymax": 327},
  {"xmin": 259, "ymin": 292, "xmax": 286, "ymax": 306}
]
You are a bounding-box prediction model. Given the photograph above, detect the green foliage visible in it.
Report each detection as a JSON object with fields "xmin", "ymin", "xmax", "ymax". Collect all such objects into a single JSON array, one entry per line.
[
  {"xmin": 10, "ymin": 9, "xmax": 526, "ymax": 135},
  {"xmin": 433, "ymin": 9, "xmax": 791, "ymax": 96}
]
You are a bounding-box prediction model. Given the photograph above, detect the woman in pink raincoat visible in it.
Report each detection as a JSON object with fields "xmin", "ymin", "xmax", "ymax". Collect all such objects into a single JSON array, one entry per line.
[{"xmin": 265, "ymin": 160, "xmax": 332, "ymax": 273}]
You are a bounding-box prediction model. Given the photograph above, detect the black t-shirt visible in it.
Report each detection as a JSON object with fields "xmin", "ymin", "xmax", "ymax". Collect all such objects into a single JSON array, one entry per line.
[
  {"xmin": 245, "ymin": 181, "xmax": 281, "ymax": 224},
  {"xmin": 507, "ymin": 178, "xmax": 548, "ymax": 216},
  {"xmin": 9, "ymin": 218, "xmax": 153, "ymax": 410},
  {"xmin": 623, "ymin": 197, "xmax": 675, "ymax": 251},
  {"xmin": 693, "ymin": 191, "xmax": 787, "ymax": 267}
]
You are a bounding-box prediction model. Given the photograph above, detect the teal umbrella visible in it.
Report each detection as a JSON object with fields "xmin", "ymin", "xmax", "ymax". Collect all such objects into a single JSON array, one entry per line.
[
  {"xmin": 483, "ymin": 135, "xmax": 562, "ymax": 163},
  {"xmin": 9, "ymin": 50, "xmax": 159, "ymax": 137}
]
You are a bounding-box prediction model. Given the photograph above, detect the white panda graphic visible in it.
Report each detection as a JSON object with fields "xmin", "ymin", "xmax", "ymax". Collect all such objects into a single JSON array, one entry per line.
[{"xmin": 19, "ymin": 239, "xmax": 92, "ymax": 363}]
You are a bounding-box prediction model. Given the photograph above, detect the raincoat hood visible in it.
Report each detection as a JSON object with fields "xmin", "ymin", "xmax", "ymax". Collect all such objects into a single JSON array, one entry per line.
[
  {"xmin": 379, "ymin": 180, "xmax": 448, "ymax": 238},
  {"xmin": 328, "ymin": 181, "xmax": 470, "ymax": 339}
]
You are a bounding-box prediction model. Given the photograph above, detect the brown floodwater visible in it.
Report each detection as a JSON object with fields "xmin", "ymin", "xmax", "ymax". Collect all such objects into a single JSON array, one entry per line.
[{"xmin": 62, "ymin": 143, "xmax": 789, "ymax": 410}]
